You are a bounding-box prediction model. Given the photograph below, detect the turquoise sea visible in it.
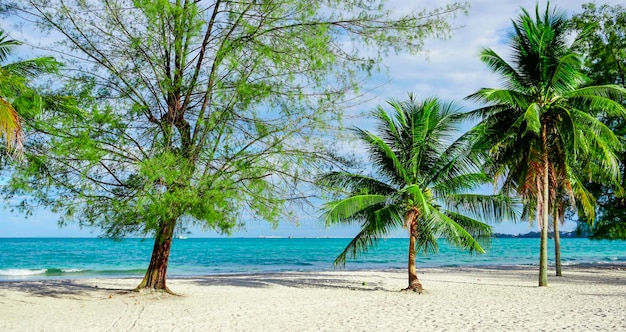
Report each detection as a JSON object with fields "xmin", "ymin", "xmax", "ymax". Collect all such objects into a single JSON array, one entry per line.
[{"xmin": 1, "ymin": 237, "xmax": 626, "ymax": 281}]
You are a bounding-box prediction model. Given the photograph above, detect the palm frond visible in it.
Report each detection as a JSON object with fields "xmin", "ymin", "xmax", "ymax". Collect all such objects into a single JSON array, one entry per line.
[
  {"xmin": 566, "ymin": 86, "xmax": 626, "ymax": 119},
  {"xmin": 0, "ymin": 30, "xmax": 20, "ymax": 62},
  {"xmin": 548, "ymin": 53, "xmax": 586, "ymax": 94},
  {"xmin": 372, "ymin": 103, "xmax": 403, "ymax": 151},
  {"xmin": 567, "ymin": 167, "xmax": 597, "ymax": 223},
  {"xmin": 0, "ymin": 28, "xmax": 61, "ymax": 154},
  {"xmin": 466, "ymin": 88, "xmax": 530, "ymax": 110},
  {"xmin": 478, "ymin": 48, "xmax": 526, "ymax": 91},
  {"xmin": 400, "ymin": 184, "xmax": 430, "ymax": 216},
  {"xmin": 523, "ymin": 103, "xmax": 542, "ymax": 134},
  {"xmin": 333, "ymin": 204, "xmax": 403, "ymax": 266},
  {"xmin": 444, "ymin": 211, "xmax": 493, "ymax": 253},
  {"xmin": 0, "ymin": 98, "xmax": 23, "ymax": 151},
  {"xmin": 442, "ymin": 193, "xmax": 522, "ymax": 223},
  {"xmin": 431, "ymin": 172, "xmax": 490, "ymax": 196},
  {"xmin": 322, "ymin": 194, "xmax": 388, "ymax": 227},
  {"xmin": 425, "ymin": 209, "xmax": 491, "ymax": 254},
  {"xmin": 569, "ymin": 111, "xmax": 622, "ymax": 179},
  {"xmin": 352, "ymin": 127, "xmax": 409, "ymax": 186},
  {"xmin": 316, "ymin": 172, "xmax": 396, "ymax": 195},
  {"xmin": 4, "ymin": 58, "xmax": 59, "ymax": 78},
  {"xmin": 414, "ymin": 214, "xmax": 440, "ymax": 255}
]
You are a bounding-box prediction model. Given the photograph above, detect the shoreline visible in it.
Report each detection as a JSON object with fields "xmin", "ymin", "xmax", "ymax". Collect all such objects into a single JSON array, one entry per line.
[
  {"xmin": 1, "ymin": 266, "xmax": 625, "ymax": 331},
  {"xmin": 3, "ymin": 261, "xmax": 626, "ymax": 283},
  {"xmin": 4, "ymin": 238, "xmax": 625, "ymax": 283}
]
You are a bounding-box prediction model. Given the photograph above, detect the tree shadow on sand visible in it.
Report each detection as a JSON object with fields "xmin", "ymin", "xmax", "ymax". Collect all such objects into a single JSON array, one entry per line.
[
  {"xmin": 0, "ymin": 279, "xmax": 132, "ymax": 299},
  {"xmin": 183, "ymin": 271, "xmax": 391, "ymax": 292},
  {"xmin": 430, "ymin": 265, "xmax": 626, "ymax": 289},
  {"xmin": 0, "ymin": 272, "xmax": 390, "ymax": 298},
  {"xmin": 2, "ymin": 266, "xmax": 623, "ymax": 298}
]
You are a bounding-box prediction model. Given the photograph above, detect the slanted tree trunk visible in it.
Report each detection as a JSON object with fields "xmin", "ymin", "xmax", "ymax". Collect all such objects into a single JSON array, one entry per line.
[
  {"xmin": 135, "ymin": 217, "xmax": 177, "ymax": 294},
  {"xmin": 554, "ymin": 207, "xmax": 562, "ymax": 277},
  {"xmin": 539, "ymin": 128, "xmax": 550, "ymax": 287},
  {"xmin": 405, "ymin": 216, "xmax": 423, "ymax": 293}
]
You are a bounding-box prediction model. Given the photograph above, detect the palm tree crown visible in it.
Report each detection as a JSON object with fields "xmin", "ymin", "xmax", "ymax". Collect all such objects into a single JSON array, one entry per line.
[
  {"xmin": 464, "ymin": 3, "xmax": 626, "ymax": 286},
  {"xmin": 319, "ymin": 95, "xmax": 518, "ymax": 292},
  {"xmin": 0, "ymin": 29, "xmax": 59, "ymax": 153}
]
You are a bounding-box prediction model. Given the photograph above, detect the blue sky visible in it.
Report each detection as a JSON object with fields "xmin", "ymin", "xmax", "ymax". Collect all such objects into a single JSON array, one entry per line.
[{"xmin": 1, "ymin": 0, "xmax": 621, "ymax": 238}]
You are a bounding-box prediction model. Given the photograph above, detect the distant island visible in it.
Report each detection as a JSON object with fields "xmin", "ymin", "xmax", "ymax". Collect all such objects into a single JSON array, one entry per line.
[{"xmin": 494, "ymin": 231, "xmax": 585, "ymax": 239}]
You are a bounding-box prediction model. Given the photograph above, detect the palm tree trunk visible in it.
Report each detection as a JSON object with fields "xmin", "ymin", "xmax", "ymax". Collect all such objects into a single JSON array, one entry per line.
[
  {"xmin": 554, "ymin": 207, "xmax": 562, "ymax": 277},
  {"xmin": 405, "ymin": 219, "xmax": 423, "ymax": 293},
  {"xmin": 135, "ymin": 217, "xmax": 177, "ymax": 294},
  {"xmin": 539, "ymin": 128, "xmax": 549, "ymax": 287}
]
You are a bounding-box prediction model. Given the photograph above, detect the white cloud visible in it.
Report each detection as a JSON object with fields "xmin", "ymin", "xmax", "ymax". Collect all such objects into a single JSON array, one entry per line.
[{"xmin": 365, "ymin": 0, "xmax": 622, "ymax": 106}]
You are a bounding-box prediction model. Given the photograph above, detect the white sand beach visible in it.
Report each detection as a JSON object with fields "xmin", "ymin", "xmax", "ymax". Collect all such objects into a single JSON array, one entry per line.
[{"xmin": 1, "ymin": 266, "xmax": 625, "ymax": 331}]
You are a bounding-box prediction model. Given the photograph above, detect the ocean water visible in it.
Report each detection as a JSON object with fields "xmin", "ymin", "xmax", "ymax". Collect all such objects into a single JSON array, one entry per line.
[{"xmin": 1, "ymin": 237, "xmax": 625, "ymax": 281}]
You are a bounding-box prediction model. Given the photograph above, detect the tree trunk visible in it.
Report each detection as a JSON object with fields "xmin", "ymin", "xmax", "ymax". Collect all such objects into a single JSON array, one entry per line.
[
  {"xmin": 553, "ymin": 207, "xmax": 562, "ymax": 277},
  {"xmin": 404, "ymin": 219, "xmax": 423, "ymax": 293},
  {"xmin": 135, "ymin": 218, "xmax": 177, "ymax": 294},
  {"xmin": 539, "ymin": 129, "xmax": 550, "ymax": 287}
]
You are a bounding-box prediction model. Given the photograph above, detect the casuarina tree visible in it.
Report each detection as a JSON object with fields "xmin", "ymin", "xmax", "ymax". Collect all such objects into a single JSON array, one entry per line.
[{"xmin": 3, "ymin": 0, "xmax": 470, "ymax": 293}]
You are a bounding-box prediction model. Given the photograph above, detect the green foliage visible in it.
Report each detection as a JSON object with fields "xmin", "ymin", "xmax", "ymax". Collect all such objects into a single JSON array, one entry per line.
[
  {"xmin": 318, "ymin": 95, "xmax": 520, "ymax": 266},
  {"xmin": 465, "ymin": 3, "xmax": 626, "ymax": 222},
  {"xmin": 570, "ymin": 3, "xmax": 626, "ymax": 240},
  {"xmin": 2, "ymin": 1, "xmax": 469, "ymax": 240},
  {"xmin": 570, "ymin": 3, "xmax": 626, "ymax": 87},
  {"xmin": 0, "ymin": 29, "xmax": 60, "ymax": 154},
  {"xmin": 464, "ymin": 2, "xmax": 626, "ymax": 285}
]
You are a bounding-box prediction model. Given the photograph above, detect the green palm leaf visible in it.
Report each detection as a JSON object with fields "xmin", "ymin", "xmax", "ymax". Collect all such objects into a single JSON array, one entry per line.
[
  {"xmin": 333, "ymin": 204, "xmax": 404, "ymax": 267},
  {"xmin": 462, "ymin": 2, "xmax": 626, "ymax": 286},
  {"xmin": 443, "ymin": 211, "xmax": 493, "ymax": 253},
  {"xmin": 352, "ymin": 127, "xmax": 409, "ymax": 186},
  {"xmin": 322, "ymin": 194, "xmax": 388, "ymax": 227},
  {"xmin": 0, "ymin": 29, "xmax": 60, "ymax": 153},
  {"xmin": 317, "ymin": 172, "xmax": 396, "ymax": 195},
  {"xmin": 319, "ymin": 95, "xmax": 516, "ymax": 290}
]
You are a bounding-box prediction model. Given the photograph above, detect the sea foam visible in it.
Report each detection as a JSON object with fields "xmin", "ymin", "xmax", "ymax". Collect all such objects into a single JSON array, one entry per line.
[{"xmin": 0, "ymin": 268, "xmax": 48, "ymax": 276}]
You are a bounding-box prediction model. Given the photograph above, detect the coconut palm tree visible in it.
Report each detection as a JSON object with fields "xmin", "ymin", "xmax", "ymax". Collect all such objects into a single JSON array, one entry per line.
[
  {"xmin": 318, "ymin": 95, "xmax": 518, "ymax": 293},
  {"xmin": 464, "ymin": 3, "xmax": 626, "ymax": 286},
  {"xmin": 0, "ymin": 29, "xmax": 59, "ymax": 154}
]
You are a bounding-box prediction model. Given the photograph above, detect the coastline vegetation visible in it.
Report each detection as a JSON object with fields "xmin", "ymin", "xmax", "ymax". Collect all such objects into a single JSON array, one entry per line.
[
  {"xmin": 317, "ymin": 96, "xmax": 519, "ymax": 292},
  {"xmin": 0, "ymin": 1, "xmax": 624, "ymax": 293},
  {"xmin": 0, "ymin": 30, "xmax": 59, "ymax": 156},
  {"xmin": 0, "ymin": 0, "xmax": 469, "ymax": 293},
  {"xmin": 570, "ymin": 3, "xmax": 626, "ymax": 241},
  {"xmin": 461, "ymin": 3, "xmax": 626, "ymax": 286}
]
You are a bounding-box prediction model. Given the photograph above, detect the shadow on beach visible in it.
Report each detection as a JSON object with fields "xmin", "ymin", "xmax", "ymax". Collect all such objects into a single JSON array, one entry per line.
[
  {"xmin": 432, "ymin": 264, "xmax": 626, "ymax": 289},
  {"xmin": 0, "ymin": 272, "xmax": 387, "ymax": 299},
  {"xmin": 184, "ymin": 271, "xmax": 391, "ymax": 292},
  {"xmin": 1, "ymin": 265, "xmax": 624, "ymax": 298},
  {"xmin": 0, "ymin": 279, "xmax": 132, "ymax": 299},
  {"xmin": 183, "ymin": 264, "xmax": 626, "ymax": 291}
]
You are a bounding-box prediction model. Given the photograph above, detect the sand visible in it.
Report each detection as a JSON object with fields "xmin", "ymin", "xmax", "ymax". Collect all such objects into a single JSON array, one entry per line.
[{"xmin": 1, "ymin": 266, "xmax": 625, "ymax": 331}]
